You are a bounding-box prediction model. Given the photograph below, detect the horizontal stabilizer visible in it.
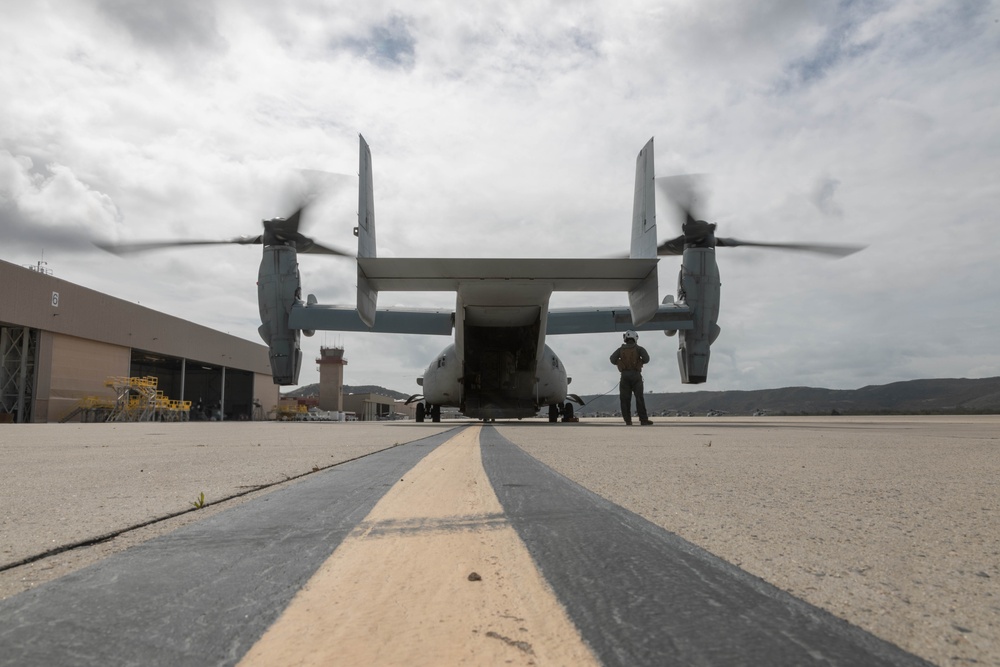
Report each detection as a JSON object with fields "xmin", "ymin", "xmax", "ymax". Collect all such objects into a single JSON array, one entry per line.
[
  {"xmin": 289, "ymin": 304, "xmax": 454, "ymax": 335},
  {"xmin": 546, "ymin": 304, "xmax": 692, "ymax": 335},
  {"xmin": 356, "ymin": 257, "xmax": 658, "ymax": 292},
  {"xmin": 290, "ymin": 301, "xmax": 692, "ymax": 336}
]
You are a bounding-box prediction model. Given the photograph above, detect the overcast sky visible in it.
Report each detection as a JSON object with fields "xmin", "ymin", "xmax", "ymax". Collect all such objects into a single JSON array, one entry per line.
[{"xmin": 2, "ymin": 1, "xmax": 998, "ymax": 396}]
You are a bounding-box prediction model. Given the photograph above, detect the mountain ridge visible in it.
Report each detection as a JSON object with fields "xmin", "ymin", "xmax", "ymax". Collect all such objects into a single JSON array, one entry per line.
[
  {"xmin": 578, "ymin": 376, "xmax": 1000, "ymax": 416},
  {"xmin": 282, "ymin": 377, "xmax": 1000, "ymax": 415}
]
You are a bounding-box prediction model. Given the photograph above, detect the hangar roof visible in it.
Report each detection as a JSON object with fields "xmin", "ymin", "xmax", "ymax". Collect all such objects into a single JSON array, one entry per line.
[{"xmin": 0, "ymin": 259, "xmax": 271, "ymax": 375}]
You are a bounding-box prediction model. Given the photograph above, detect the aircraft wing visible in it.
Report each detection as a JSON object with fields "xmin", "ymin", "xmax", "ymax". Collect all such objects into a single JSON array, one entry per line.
[
  {"xmin": 291, "ymin": 256, "xmax": 680, "ymax": 336},
  {"xmin": 546, "ymin": 303, "xmax": 693, "ymax": 335},
  {"xmin": 289, "ymin": 301, "xmax": 693, "ymax": 336},
  {"xmin": 356, "ymin": 257, "xmax": 658, "ymax": 291},
  {"xmin": 288, "ymin": 305, "xmax": 454, "ymax": 335}
]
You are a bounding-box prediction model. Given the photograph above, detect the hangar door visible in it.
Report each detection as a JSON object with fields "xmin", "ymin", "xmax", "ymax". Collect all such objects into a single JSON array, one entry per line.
[{"xmin": 130, "ymin": 350, "xmax": 255, "ymax": 421}]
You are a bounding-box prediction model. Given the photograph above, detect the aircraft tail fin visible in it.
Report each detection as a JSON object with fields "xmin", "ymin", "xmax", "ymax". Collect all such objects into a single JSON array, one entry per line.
[
  {"xmin": 628, "ymin": 137, "xmax": 659, "ymax": 325},
  {"xmin": 356, "ymin": 134, "xmax": 378, "ymax": 326}
]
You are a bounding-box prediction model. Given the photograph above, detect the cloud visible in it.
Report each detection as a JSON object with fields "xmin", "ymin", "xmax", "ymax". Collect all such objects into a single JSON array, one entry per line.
[
  {"xmin": 97, "ymin": 0, "xmax": 228, "ymax": 61},
  {"xmin": 810, "ymin": 176, "xmax": 843, "ymax": 218},
  {"xmin": 336, "ymin": 13, "xmax": 417, "ymax": 68},
  {"xmin": 1, "ymin": 1, "xmax": 998, "ymax": 395},
  {"xmin": 0, "ymin": 151, "xmax": 122, "ymax": 253}
]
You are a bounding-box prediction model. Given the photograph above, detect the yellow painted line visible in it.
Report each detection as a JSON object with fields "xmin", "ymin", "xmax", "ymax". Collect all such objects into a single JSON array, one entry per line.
[{"xmin": 239, "ymin": 425, "xmax": 599, "ymax": 666}]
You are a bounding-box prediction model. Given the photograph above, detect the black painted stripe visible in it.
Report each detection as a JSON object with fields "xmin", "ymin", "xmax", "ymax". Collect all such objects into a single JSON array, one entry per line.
[
  {"xmin": 479, "ymin": 426, "xmax": 932, "ymax": 667},
  {"xmin": 0, "ymin": 428, "xmax": 461, "ymax": 667}
]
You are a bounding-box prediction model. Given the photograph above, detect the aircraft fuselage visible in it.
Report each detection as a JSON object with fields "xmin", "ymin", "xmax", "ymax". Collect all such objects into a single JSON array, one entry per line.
[{"xmin": 420, "ymin": 282, "xmax": 569, "ymax": 419}]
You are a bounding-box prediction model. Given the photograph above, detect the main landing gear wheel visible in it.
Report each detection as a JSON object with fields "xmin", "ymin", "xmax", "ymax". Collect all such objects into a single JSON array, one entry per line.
[
  {"xmin": 415, "ymin": 403, "xmax": 426, "ymax": 423},
  {"xmin": 548, "ymin": 404, "xmax": 559, "ymax": 423},
  {"xmin": 431, "ymin": 404, "xmax": 441, "ymax": 423}
]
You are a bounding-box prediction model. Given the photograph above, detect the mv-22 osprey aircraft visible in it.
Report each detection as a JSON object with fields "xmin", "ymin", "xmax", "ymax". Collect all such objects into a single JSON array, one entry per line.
[{"xmin": 106, "ymin": 136, "xmax": 861, "ymax": 422}]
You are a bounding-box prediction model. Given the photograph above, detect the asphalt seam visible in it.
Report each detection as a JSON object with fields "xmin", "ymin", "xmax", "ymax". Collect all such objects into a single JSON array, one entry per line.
[
  {"xmin": 0, "ymin": 426, "xmax": 465, "ymax": 666},
  {"xmin": 0, "ymin": 428, "xmax": 462, "ymax": 574}
]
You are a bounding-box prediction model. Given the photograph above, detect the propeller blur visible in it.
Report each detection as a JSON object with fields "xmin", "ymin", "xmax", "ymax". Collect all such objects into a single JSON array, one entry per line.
[{"xmin": 99, "ymin": 136, "xmax": 865, "ymax": 423}]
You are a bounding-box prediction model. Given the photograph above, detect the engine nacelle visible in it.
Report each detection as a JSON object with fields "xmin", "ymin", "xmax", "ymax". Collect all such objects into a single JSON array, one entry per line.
[
  {"xmin": 257, "ymin": 245, "xmax": 303, "ymax": 385},
  {"xmin": 676, "ymin": 247, "xmax": 721, "ymax": 384}
]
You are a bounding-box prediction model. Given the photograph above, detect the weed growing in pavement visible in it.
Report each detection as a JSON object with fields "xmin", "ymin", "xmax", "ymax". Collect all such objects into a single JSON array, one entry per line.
[{"xmin": 191, "ymin": 492, "xmax": 206, "ymax": 509}]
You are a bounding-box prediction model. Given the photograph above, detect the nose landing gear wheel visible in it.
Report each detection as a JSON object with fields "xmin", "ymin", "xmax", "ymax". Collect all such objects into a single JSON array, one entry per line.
[
  {"xmin": 548, "ymin": 404, "xmax": 559, "ymax": 423},
  {"xmin": 561, "ymin": 402, "xmax": 575, "ymax": 422},
  {"xmin": 415, "ymin": 403, "xmax": 426, "ymax": 423},
  {"xmin": 431, "ymin": 404, "xmax": 441, "ymax": 423}
]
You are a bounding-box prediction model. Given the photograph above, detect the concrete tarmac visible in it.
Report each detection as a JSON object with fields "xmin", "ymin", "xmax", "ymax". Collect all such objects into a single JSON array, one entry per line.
[
  {"xmin": 0, "ymin": 416, "xmax": 997, "ymax": 666},
  {"xmin": 506, "ymin": 416, "xmax": 1000, "ymax": 667},
  {"xmin": 0, "ymin": 422, "xmax": 453, "ymax": 590}
]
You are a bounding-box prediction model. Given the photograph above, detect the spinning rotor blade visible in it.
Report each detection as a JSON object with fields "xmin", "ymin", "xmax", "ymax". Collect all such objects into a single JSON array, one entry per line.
[
  {"xmin": 655, "ymin": 175, "xmax": 706, "ymax": 221},
  {"xmin": 656, "ymin": 235, "xmax": 863, "ymax": 257},
  {"xmin": 95, "ymin": 237, "xmax": 261, "ymax": 255},
  {"xmin": 265, "ymin": 206, "xmax": 305, "ymax": 241},
  {"xmin": 97, "ymin": 198, "xmax": 352, "ymax": 257},
  {"xmin": 715, "ymin": 238, "xmax": 864, "ymax": 257},
  {"xmin": 656, "ymin": 235, "xmax": 687, "ymax": 256},
  {"xmin": 652, "ymin": 175, "xmax": 705, "ymax": 255},
  {"xmin": 294, "ymin": 238, "xmax": 351, "ymax": 256},
  {"xmin": 259, "ymin": 204, "xmax": 351, "ymax": 256},
  {"xmin": 655, "ymin": 174, "xmax": 865, "ymax": 258}
]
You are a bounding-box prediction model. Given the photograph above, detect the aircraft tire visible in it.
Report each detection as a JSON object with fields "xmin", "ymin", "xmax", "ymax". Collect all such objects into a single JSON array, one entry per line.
[
  {"xmin": 548, "ymin": 404, "xmax": 559, "ymax": 423},
  {"xmin": 431, "ymin": 404, "xmax": 441, "ymax": 423},
  {"xmin": 562, "ymin": 402, "xmax": 574, "ymax": 422},
  {"xmin": 415, "ymin": 403, "xmax": 425, "ymax": 423}
]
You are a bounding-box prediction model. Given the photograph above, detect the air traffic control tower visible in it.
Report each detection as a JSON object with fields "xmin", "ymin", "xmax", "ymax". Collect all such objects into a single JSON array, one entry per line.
[{"xmin": 317, "ymin": 346, "xmax": 347, "ymax": 412}]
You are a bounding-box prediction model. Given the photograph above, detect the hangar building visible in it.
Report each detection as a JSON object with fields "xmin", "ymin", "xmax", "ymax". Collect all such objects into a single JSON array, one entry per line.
[{"xmin": 0, "ymin": 259, "xmax": 279, "ymax": 423}]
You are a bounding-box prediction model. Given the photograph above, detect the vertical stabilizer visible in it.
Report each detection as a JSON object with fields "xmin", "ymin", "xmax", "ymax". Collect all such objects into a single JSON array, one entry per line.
[
  {"xmin": 357, "ymin": 135, "xmax": 376, "ymax": 259},
  {"xmin": 628, "ymin": 137, "xmax": 659, "ymax": 325},
  {"xmin": 357, "ymin": 134, "xmax": 378, "ymax": 326},
  {"xmin": 631, "ymin": 137, "xmax": 657, "ymax": 259}
]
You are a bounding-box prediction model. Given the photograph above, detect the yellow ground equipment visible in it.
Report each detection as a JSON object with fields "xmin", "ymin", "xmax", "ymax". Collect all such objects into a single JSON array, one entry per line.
[{"xmin": 101, "ymin": 376, "xmax": 191, "ymax": 422}]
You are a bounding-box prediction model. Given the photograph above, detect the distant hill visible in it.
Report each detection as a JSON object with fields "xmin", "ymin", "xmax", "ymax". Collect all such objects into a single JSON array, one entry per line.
[
  {"xmin": 283, "ymin": 377, "xmax": 1000, "ymax": 415},
  {"xmin": 577, "ymin": 377, "xmax": 1000, "ymax": 416}
]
